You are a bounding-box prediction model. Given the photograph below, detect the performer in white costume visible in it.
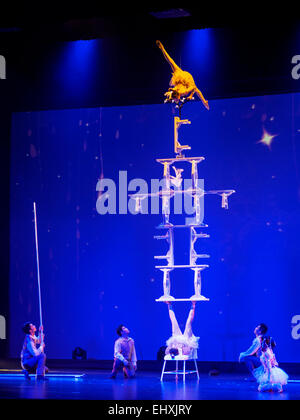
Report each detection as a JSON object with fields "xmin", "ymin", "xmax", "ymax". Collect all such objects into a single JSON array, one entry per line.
[
  {"xmin": 110, "ymin": 325, "xmax": 137, "ymax": 379},
  {"xmin": 165, "ymin": 301, "xmax": 199, "ymax": 358}
]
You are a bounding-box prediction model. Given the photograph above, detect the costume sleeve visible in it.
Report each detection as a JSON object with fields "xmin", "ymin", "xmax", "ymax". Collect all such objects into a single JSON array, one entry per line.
[
  {"xmin": 27, "ymin": 336, "xmax": 43, "ymax": 357},
  {"xmin": 36, "ymin": 332, "xmax": 44, "ymax": 345},
  {"xmin": 240, "ymin": 337, "xmax": 260, "ymax": 358},
  {"xmin": 131, "ymin": 340, "xmax": 137, "ymax": 365},
  {"xmin": 114, "ymin": 340, "xmax": 126, "ymax": 363}
]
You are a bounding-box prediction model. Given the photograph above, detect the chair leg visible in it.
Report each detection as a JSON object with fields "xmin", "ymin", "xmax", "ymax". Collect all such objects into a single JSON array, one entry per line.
[
  {"xmin": 194, "ymin": 359, "xmax": 199, "ymax": 380},
  {"xmin": 160, "ymin": 360, "xmax": 166, "ymax": 382}
]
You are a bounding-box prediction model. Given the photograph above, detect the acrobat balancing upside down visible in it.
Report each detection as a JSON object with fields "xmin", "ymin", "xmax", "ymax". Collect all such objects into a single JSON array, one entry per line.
[
  {"xmin": 156, "ymin": 40, "xmax": 210, "ymax": 110},
  {"xmin": 165, "ymin": 301, "xmax": 199, "ymax": 358}
]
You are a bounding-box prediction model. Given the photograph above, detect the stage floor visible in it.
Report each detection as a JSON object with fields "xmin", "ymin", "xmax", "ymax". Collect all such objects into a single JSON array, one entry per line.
[{"xmin": 0, "ymin": 370, "xmax": 300, "ymax": 400}]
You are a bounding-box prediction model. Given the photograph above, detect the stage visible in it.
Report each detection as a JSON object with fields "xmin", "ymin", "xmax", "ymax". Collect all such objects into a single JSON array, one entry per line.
[
  {"xmin": 2, "ymin": 17, "xmax": 300, "ymax": 407},
  {"xmin": 0, "ymin": 369, "xmax": 299, "ymax": 401}
]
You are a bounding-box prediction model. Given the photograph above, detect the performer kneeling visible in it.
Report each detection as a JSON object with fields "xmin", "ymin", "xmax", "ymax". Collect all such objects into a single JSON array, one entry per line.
[
  {"xmin": 110, "ymin": 325, "xmax": 137, "ymax": 379},
  {"xmin": 239, "ymin": 323, "xmax": 288, "ymax": 392},
  {"xmin": 21, "ymin": 322, "xmax": 47, "ymax": 381},
  {"xmin": 165, "ymin": 301, "xmax": 199, "ymax": 358}
]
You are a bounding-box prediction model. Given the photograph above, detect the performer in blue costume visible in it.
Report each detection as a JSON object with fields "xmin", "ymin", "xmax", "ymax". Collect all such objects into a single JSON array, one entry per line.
[{"xmin": 21, "ymin": 322, "xmax": 47, "ymax": 381}]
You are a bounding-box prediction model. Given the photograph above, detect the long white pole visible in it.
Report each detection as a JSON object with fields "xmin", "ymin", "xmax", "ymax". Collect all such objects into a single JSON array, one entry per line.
[{"xmin": 33, "ymin": 202, "xmax": 44, "ymax": 346}]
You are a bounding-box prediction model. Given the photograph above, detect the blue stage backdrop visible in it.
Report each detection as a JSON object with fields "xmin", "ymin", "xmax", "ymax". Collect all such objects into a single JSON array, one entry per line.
[{"xmin": 9, "ymin": 94, "xmax": 300, "ymax": 362}]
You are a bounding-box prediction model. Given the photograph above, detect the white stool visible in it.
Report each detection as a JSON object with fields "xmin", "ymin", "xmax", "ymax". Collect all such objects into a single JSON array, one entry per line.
[{"xmin": 160, "ymin": 353, "xmax": 199, "ymax": 382}]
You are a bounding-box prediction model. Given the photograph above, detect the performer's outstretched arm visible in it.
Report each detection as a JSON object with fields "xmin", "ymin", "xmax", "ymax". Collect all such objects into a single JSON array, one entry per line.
[
  {"xmin": 166, "ymin": 302, "xmax": 182, "ymax": 336},
  {"xmin": 156, "ymin": 40, "xmax": 180, "ymax": 73},
  {"xmin": 183, "ymin": 301, "xmax": 196, "ymax": 337},
  {"xmin": 239, "ymin": 337, "xmax": 260, "ymax": 362},
  {"xmin": 36, "ymin": 325, "xmax": 44, "ymax": 345}
]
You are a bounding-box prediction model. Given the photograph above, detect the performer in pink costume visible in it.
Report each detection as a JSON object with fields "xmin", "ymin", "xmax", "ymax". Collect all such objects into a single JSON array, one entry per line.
[
  {"xmin": 253, "ymin": 335, "xmax": 288, "ymax": 392},
  {"xmin": 110, "ymin": 325, "xmax": 137, "ymax": 379},
  {"xmin": 165, "ymin": 302, "xmax": 199, "ymax": 358},
  {"xmin": 239, "ymin": 323, "xmax": 288, "ymax": 392}
]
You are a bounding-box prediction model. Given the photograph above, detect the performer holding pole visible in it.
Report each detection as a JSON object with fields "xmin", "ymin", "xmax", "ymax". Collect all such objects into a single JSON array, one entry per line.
[
  {"xmin": 21, "ymin": 322, "xmax": 47, "ymax": 380},
  {"xmin": 20, "ymin": 203, "xmax": 47, "ymax": 380}
]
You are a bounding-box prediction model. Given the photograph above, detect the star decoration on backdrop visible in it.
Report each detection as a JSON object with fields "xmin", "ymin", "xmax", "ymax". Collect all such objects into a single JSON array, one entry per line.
[{"xmin": 257, "ymin": 127, "xmax": 278, "ymax": 150}]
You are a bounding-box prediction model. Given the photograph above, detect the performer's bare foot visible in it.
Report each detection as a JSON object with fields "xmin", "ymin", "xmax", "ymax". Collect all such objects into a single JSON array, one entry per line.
[{"xmin": 203, "ymin": 100, "xmax": 210, "ymax": 110}]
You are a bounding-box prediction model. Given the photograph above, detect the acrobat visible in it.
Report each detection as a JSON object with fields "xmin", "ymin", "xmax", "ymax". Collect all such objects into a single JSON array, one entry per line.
[
  {"xmin": 165, "ymin": 301, "xmax": 199, "ymax": 358},
  {"xmin": 156, "ymin": 40, "xmax": 209, "ymax": 110},
  {"xmin": 170, "ymin": 166, "xmax": 184, "ymax": 188}
]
